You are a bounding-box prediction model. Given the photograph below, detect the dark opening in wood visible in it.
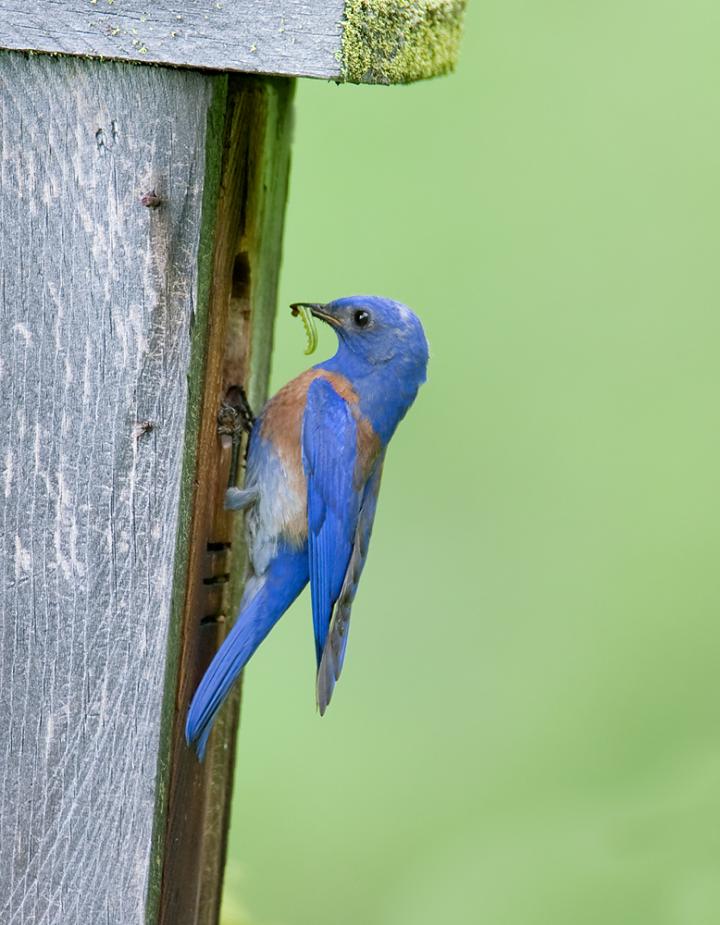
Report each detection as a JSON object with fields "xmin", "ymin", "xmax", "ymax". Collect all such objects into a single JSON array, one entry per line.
[
  {"xmin": 231, "ymin": 251, "xmax": 250, "ymax": 300},
  {"xmin": 206, "ymin": 541, "xmax": 232, "ymax": 552},
  {"xmin": 202, "ymin": 574, "xmax": 231, "ymax": 586},
  {"xmin": 200, "ymin": 614, "xmax": 226, "ymax": 627}
]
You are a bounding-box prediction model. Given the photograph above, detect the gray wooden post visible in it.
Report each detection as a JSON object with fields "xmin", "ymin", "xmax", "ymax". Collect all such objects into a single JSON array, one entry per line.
[{"xmin": 0, "ymin": 4, "xmax": 465, "ymax": 925}]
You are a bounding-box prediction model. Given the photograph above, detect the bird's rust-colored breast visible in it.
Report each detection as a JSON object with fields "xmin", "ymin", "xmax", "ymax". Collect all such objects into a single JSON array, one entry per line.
[{"xmin": 261, "ymin": 369, "xmax": 382, "ymax": 494}]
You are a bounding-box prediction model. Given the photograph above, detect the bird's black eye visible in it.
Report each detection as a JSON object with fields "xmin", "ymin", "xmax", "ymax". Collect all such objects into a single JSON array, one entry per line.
[{"xmin": 354, "ymin": 309, "xmax": 371, "ymax": 328}]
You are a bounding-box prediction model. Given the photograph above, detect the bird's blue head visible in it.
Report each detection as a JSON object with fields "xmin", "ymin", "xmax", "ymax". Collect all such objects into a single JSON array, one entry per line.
[
  {"xmin": 291, "ymin": 295, "xmax": 430, "ymax": 443},
  {"xmin": 293, "ymin": 295, "xmax": 429, "ymax": 384}
]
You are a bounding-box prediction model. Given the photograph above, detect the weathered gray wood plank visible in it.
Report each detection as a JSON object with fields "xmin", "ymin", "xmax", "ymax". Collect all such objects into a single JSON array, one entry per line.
[
  {"xmin": 0, "ymin": 0, "xmax": 466, "ymax": 84},
  {"xmin": 150, "ymin": 75, "xmax": 296, "ymax": 925},
  {"xmin": 0, "ymin": 0, "xmax": 344, "ymax": 78},
  {"xmin": 0, "ymin": 50, "xmax": 224, "ymax": 924}
]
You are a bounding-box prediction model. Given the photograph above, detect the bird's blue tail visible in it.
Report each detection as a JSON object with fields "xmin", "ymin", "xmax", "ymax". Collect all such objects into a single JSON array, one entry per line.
[{"xmin": 185, "ymin": 548, "xmax": 308, "ymax": 759}]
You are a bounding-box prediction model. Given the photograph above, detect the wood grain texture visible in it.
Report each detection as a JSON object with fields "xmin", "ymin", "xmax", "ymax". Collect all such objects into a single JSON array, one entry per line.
[
  {"xmin": 154, "ymin": 76, "xmax": 295, "ymax": 925},
  {"xmin": 0, "ymin": 0, "xmax": 466, "ymax": 84},
  {"xmin": 0, "ymin": 51, "xmax": 224, "ymax": 924},
  {"xmin": 0, "ymin": 0, "xmax": 344, "ymax": 79}
]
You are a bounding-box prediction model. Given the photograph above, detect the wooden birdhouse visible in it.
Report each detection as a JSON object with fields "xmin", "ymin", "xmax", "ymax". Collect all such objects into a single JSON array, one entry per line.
[{"xmin": 0, "ymin": 4, "xmax": 465, "ymax": 923}]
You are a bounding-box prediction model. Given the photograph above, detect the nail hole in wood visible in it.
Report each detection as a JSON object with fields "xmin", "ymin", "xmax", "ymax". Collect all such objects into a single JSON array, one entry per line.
[{"xmin": 140, "ymin": 189, "xmax": 162, "ymax": 209}]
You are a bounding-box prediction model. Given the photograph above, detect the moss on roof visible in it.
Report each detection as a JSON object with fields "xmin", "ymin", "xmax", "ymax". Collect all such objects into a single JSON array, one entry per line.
[{"xmin": 340, "ymin": 0, "xmax": 466, "ymax": 85}]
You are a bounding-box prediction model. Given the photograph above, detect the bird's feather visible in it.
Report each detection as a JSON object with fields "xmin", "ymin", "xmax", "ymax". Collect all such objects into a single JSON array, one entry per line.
[
  {"xmin": 186, "ymin": 295, "xmax": 429, "ymax": 758},
  {"xmin": 316, "ymin": 452, "xmax": 385, "ymax": 714},
  {"xmin": 302, "ymin": 378, "xmax": 361, "ymax": 667},
  {"xmin": 224, "ymin": 487, "xmax": 259, "ymax": 511},
  {"xmin": 185, "ymin": 546, "xmax": 308, "ymax": 758}
]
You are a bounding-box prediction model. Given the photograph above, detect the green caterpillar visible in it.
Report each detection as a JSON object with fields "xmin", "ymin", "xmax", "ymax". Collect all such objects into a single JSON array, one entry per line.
[{"xmin": 291, "ymin": 303, "xmax": 319, "ymax": 355}]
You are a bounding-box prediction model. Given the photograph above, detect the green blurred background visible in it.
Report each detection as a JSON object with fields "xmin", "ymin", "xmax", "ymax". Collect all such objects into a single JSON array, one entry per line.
[{"xmin": 222, "ymin": 2, "xmax": 720, "ymax": 922}]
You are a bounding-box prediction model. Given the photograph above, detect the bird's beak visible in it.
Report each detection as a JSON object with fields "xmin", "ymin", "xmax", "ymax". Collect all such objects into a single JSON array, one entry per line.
[{"xmin": 290, "ymin": 302, "xmax": 340, "ymax": 328}]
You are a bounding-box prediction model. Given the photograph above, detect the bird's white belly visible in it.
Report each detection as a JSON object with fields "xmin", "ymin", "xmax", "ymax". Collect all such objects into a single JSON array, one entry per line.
[{"xmin": 244, "ymin": 440, "xmax": 306, "ymax": 575}]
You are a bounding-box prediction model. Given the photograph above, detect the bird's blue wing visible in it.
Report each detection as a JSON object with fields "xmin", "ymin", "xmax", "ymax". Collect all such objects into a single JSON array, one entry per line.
[
  {"xmin": 316, "ymin": 453, "xmax": 384, "ymax": 714},
  {"xmin": 302, "ymin": 378, "xmax": 361, "ymax": 668}
]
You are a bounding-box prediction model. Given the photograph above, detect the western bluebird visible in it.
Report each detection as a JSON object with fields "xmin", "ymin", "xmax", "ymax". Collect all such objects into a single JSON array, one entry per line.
[{"xmin": 186, "ymin": 296, "xmax": 429, "ymax": 757}]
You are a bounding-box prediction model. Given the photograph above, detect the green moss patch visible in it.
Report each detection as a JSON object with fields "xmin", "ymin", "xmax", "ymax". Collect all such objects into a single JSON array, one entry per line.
[{"xmin": 341, "ymin": 0, "xmax": 466, "ymax": 85}]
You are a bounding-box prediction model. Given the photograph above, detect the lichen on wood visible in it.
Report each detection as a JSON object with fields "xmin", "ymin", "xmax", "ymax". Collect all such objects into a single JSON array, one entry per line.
[{"xmin": 340, "ymin": 0, "xmax": 466, "ymax": 84}]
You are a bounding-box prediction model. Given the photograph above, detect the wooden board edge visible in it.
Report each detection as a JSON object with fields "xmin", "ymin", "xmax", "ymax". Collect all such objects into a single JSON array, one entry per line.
[
  {"xmin": 0, "ymin": 1, "xmax": 466, "ymax": 84},
  {"xmin": 145, "ymin": 73, "xmax": 230, "ymax": 925},
  {"xmin": 141, "ymin": 74, "xmax": 295, "ymax": 925}
]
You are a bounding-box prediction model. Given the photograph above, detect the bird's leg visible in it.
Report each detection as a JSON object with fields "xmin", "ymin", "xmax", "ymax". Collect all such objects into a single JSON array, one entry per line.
[
  {"xmin": 224, "ymin": 487, "xmax": 259, "ymax": 511},
  {"xmin": 217, "ymin": 385, "xmax": 255, "ymax": 499}
]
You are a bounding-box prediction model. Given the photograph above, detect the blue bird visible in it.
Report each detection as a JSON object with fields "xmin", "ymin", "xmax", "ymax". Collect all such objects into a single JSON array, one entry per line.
[{"xmin": 185, "ymin": 295, "xmax": 429, "ymax": 758}]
